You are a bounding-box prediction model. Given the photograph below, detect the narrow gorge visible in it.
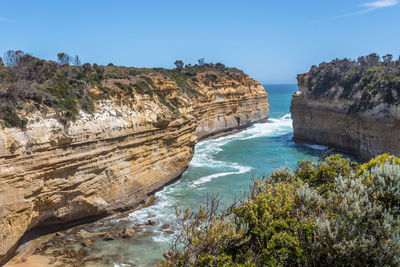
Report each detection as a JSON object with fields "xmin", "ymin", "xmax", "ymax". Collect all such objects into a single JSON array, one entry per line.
[
  {"xmin": 291, "ymin": 56, "xmax": 400, "ymax": 161},
  {"xmin": 0, "ymin": 62, "xmax": 269, "ymax": 264}
]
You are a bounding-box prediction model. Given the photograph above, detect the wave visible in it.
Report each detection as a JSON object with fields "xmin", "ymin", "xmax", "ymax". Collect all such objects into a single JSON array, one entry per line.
[
  {"xmin": 300, "ymin": 143, "xmax": 327, "ymax": 150},
  {"xmin": 186, "ymin": 114, "xmax": 294, "ymax": 187},
  {"xmin": 190, "ymin": 163, "xmax": 251, "ymax": 188},
  {"xmin": 239, "ymin": 116, "xmax": 292, "ymax": 140},
  {"xmin": 190, "ymin": 114, "xmax": 293, "ymax": 168}
]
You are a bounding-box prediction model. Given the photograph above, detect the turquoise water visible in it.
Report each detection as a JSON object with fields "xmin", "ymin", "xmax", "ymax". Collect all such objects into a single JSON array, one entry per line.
[{"xmin": 95, "ymin": 84, "xmax": 327, "ymax": 266}]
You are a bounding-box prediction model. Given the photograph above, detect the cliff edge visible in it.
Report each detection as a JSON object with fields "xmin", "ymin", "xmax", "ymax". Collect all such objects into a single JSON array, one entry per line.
[
  {"xmin": 291, "ymin": 54, "xmax": 400, "ymax": 161},
  {"xmin": 0, "ymin": 59, "xmax": 269, "ymax": 263}
]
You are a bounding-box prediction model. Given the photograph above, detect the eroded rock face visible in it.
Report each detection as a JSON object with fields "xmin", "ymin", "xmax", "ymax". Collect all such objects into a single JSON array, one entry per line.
[
  {"xmin": 291, "ymin": 73, "xmax": 400, "ymax": 161},
  {"xmin": 0, "ymin": 72, "xmax": 269, "ymax": 263}
]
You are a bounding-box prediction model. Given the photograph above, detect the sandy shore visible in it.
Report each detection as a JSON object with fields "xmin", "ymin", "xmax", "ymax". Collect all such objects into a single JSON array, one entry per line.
[{"xmin": 4, "ymin": 255, "xmax": 51, "ymax": 267}]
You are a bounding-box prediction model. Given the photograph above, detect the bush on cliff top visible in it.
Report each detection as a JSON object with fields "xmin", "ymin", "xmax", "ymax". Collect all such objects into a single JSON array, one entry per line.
[
  {"xmin": 306, "ymin": 53, "xmax": 400, "ymax": 114},
  {"xmin": 161, "ymin": 154, "xmax": 400, "ymax": 266},
  {"xmin": 0, "ymin": 51, "xmax": 244, "ymax": 128}
]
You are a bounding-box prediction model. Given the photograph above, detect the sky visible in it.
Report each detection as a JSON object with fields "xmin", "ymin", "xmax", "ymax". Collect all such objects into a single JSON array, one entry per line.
[{"xmin": 0, "ymin": 0, "xmax": 399, "ymax": 83}]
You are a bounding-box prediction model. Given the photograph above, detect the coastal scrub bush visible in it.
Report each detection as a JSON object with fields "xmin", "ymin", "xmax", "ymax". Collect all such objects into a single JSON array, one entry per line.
[
  {"xmin": 0, "ymin": 50, "xmax": 246, "ymax": 128},
  {"xmin": 306, "ymin": 53, "xmax": 400, "ymax": 113},
  {"xmin": 162, "ymin": 154, "xmax": 400, "ymax": 266}
]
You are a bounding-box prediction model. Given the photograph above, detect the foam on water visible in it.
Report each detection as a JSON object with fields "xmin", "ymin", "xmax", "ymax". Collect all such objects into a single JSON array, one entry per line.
[
  {"xmin": 190, "ymin": 114, "xmax": 293, "ymax": 168},
  {"xmin": 239, "ymin": 114, "xmax": 292, "ymax": 140},
  {"xmin": 299, "ymin": 143, "xmax": 327, "ymax": 150},
  {"xmin": 190, "ymin": 163, "xmax": 252, "ymax": 187},
  {"xmin": 185, "ymin": 114, "xmax": 293, "ymax": 187}
]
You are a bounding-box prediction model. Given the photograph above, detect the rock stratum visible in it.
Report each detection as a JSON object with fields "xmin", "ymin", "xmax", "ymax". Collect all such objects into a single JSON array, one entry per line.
[
  {"xmin": 291, "ymin": 55, "xmax": 400, "ymax": 161},
  {"xmin": 0, "ymin": 65, "xmax": 269, "ymax": 263}
]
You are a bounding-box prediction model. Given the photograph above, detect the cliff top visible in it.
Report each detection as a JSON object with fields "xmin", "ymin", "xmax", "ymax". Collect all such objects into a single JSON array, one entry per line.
[
  {"xmin": 0, "ymin": 51, "xmax": 259, "ymax": 129},
  {"xmin": 298, "ymin": 53, "xmax": 400, "ymax": 114}
]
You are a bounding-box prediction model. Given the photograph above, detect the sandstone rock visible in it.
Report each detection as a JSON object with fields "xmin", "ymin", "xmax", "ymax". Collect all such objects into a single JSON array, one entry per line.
[
  {"xmin": 145, "ymin": 219, "xmax": 157, "ymax": 226},
  {"xmin": 121, "ymin": 226, "xmax": 138, "ymax": 239},
  {"xmin": 102, "ymin": 233, "xmax": 116, "ymax": 241},
  {"xmin": 76, "ymin": 229, "xmax": 106, "ymax": 239},
  {"xmin": 81, "ymin": 239, "xmax": 93, "ymax": 248}
]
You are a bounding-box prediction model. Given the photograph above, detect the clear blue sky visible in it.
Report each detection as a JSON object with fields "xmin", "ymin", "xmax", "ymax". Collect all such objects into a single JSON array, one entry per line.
[{"xmin": 0, "ymin": 0, "xmax": 399, "ymax": 83}]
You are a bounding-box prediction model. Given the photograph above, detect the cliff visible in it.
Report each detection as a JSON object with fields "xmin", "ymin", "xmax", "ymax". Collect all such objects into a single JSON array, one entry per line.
[
  {"xmin": 0, "ymin": 64, "xmax": 269, "ymax": 263},
  {"xmin": 291, "ymin": 55, "xmax": 400, "ymax": 161}
]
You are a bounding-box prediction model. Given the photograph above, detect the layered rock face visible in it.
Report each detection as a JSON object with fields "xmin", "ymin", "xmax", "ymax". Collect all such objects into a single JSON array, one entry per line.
[
  {"xmin": 0, "ymin": 71, "xmax": 269, "ymax": 263},
  {"xmin": 291, "ymin": 73, "xmax": 400, "ymax": 161}
]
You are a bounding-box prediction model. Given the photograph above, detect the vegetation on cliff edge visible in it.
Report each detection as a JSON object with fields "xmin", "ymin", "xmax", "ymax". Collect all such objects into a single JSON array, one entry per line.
[
  {"xmin": 0, "ymin": 50, "xmax": 247, "ymax": 128},
  {"xmin": 305, "ymin": 53, "xmax": 400, "ymax": 114},
  {"xmin": 162, "ymin": 154, "xmax": 400, "ymax": 266}
]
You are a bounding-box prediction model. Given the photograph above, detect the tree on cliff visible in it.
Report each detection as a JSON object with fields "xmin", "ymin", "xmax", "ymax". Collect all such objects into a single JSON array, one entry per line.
[
  {"xmin": 3, "ymin": 50, "xmax": 24, "ymax": 66},
  {"xmin": 72, "ymin": 55, "xmax": 82, "ymax": 66},
  {"xmin": 215, "ymin": 62, "xmax": 226, "ymax": 72},
  {"xmin": 174, "ymin": 60, "xmax": 184, "ymax": 72},
  {"xmin": 198, "ymin": 58, "xmax": 205, "ymax": 67},
  {"xmin": 365, "ymin": 53, "xmax": 380, "ymax": 66},
  {"xmin": 57, "ymin": 52, "xmax": 71, "ymax": 65}
]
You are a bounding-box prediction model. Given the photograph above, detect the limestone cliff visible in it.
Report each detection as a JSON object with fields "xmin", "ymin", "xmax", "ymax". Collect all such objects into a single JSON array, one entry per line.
[
  {"xmin": 0, "ymin": 68, "xmax": 269, "ymax": 263},
  {"xmin": 291, "ymin": 70, "xmax": 400, "ymax": 161}
]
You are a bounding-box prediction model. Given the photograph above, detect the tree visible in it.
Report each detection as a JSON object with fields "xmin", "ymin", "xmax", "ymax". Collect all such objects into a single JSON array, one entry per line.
[
  {"xmin": 174, "ymin": 60, "xmax": 184, "ymax": 71},
  {"xmin": 3, "ymin": 50, "xmax": 24, "ymax": 66},
  {"xmin": 0, "ymin": 57, "xmax": 4, "ymax": 67},
  {"xmin": 72, "ymin": 55, "xmax": 81, "ymax": 66},
  {"xmin": 382, "ymin": 54, "xmax": 393, "ymax": 64},
  {"xmin": 365, "ymin": 53, "xmax": 380, "ymax": 66},
  {"xmin": 198, "ymin": 58, "xmax": 205, "ymax": 67},
  {"xmin": 215, "ymin": 62, "xmax": 226, "ymax": 72},
  {"xmin": 57, "ymin": 52, "xmax": 71, "ymax": 65}
]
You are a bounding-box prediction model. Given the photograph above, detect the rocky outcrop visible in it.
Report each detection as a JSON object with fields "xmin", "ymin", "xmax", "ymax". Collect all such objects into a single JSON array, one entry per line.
[
  {"xmin": 291, "ymin": 73, "xmax": 400, "ymax": 161},
  {"xmin": 0, "ymin": 71, "xmax": 269, "ymax": 263}
]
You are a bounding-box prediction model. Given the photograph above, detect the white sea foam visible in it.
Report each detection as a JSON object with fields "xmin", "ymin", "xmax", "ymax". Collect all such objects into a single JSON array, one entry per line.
[
  {"xmin": 190, "ymin": 163, "xmax": 252, "ymax": 188},
  {"xmin": 187, "ymin": 114, "xmax": 293, "ymax": 187},
  {"xmin": 300, "ymin": 143, "xmax": 327, "ymax": 150},
  {"xmin": 239, "ymin": 114, "xmax": 292, "ymax": 140}
]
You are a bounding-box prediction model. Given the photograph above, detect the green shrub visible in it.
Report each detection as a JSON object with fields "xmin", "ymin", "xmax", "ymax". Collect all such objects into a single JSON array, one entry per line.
[
  {"xmin": 170, "ymin": 97, "xmax": 180, "ymax": 107},
  {"xmin": 134, "ymin": 80, "xmax": 153, "ymax": 97},
  {"xmin": 3, "ymin": 105, "xmax": 27, "ymax": 128},
  {"xmin": 162, "ymin": 154, "xmax": 400, "ymax": 266}
]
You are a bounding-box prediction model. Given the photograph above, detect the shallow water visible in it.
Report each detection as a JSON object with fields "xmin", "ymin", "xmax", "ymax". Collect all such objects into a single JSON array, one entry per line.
[{"xmin": 91, "ymin": 84, "xmax": 328, "ymax": 266}]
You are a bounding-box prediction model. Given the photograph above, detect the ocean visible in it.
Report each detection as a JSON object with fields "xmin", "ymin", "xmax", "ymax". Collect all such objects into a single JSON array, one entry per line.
[{"xmin": 90, "ymin": 84, "xmax": 327, "ymax": 266}]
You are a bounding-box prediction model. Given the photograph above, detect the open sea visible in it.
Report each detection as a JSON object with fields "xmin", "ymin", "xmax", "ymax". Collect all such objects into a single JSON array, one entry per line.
[{"xmin": 91, "ymin": 84, "xmax": 327, "ymax": 266}]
